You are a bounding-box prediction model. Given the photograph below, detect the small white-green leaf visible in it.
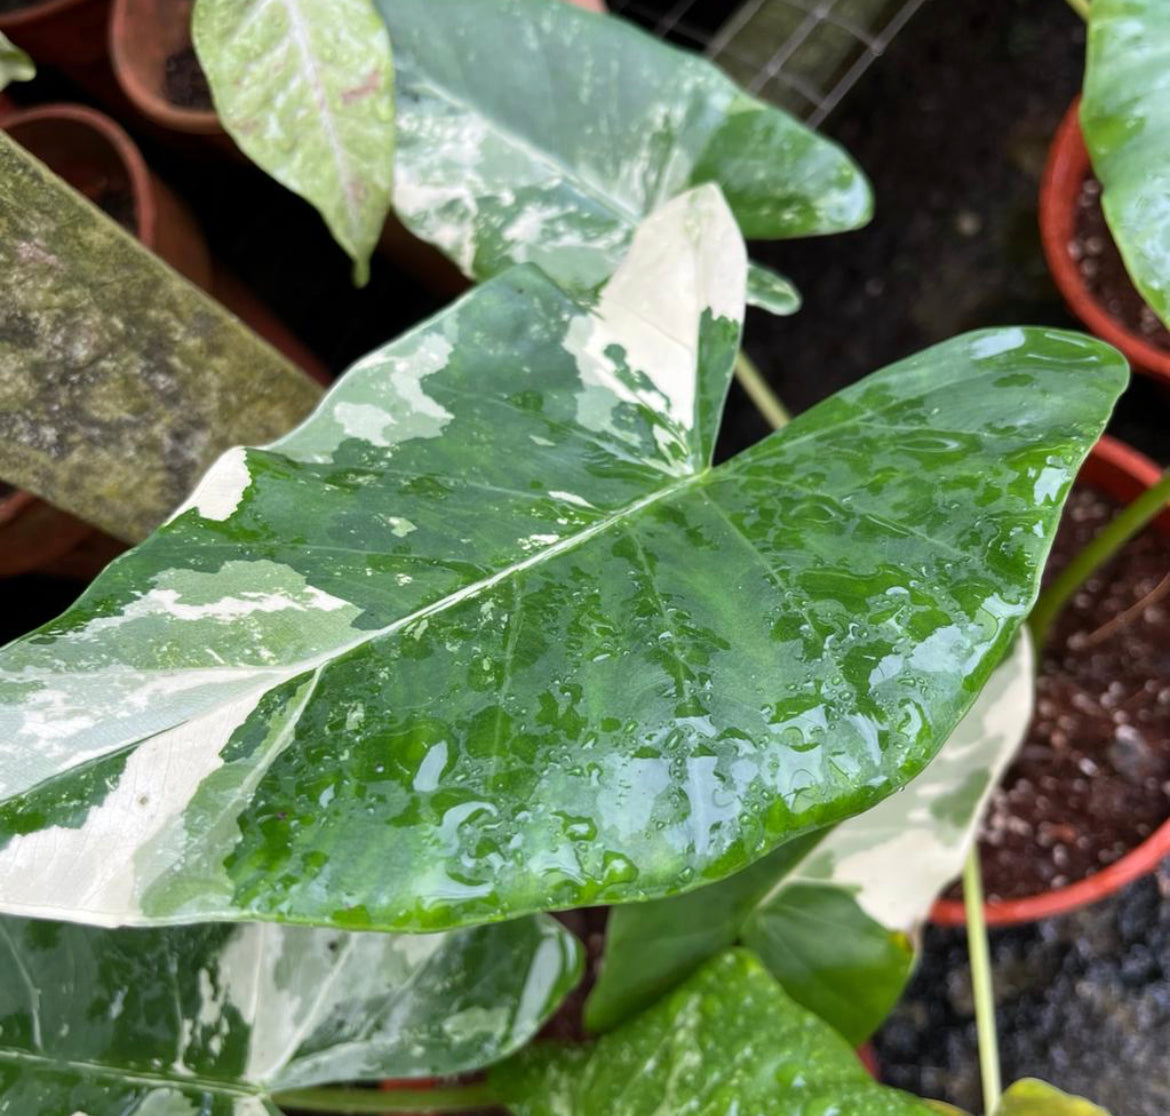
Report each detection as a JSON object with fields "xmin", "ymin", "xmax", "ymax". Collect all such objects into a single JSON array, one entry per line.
[
  {"xmin": 0, "ymin": 31, "xmax": 34, "ymax": 91},
  {"xmin": 0, "ymin": 913, "xmax": 580, "ymax": 1113},
  {"xmin": 586, "ymin": 634, "xmax": 1036, "ymax": 1041},
  {"xmin": 194, "ymin": 0, "xmax": 395, "ymax": 285},
  {"xmin": 748, "ymin": 263, "xmax": 802, "ymax": 315}
]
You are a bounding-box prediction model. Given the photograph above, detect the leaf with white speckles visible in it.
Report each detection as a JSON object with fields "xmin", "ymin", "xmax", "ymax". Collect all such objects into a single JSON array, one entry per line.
[
  {"xmin": 0, "ymin": 31, "xmax": 34, "ymax": 91},
  {"xmin": 380, "ymin": 0, "xmax": 866, "ymax": 307},
  {"xmin": 1082, "ymin": 0, "xmax": 1170, "ymax": 330},
  {"xmin": 194, "ymin": 0, "xmax": 395, "ymax": 285},
  {"xmin": 494, "ymin": 949, "xmax": 934, "ymax": 1115},
  {"xmin": 586, "ymin": 634, "xmax": 1035, "ymax": 1042},
  {"xmin": 0, "ymin": 913, "xmax": 579, "ymax": 1113},
  {"xmin": 0, "ymin": 186, "xmax": 1124, "ymax": 933}
]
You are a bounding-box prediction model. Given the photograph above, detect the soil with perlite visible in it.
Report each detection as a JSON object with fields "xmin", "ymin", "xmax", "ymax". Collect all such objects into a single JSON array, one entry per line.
[
  {"xmin": 948, "ymin": 485, "xmax": 1170, "ymax": 903},
  {"xmin": 1072, "ymin": 175, "xmax": 1170, "ymax": 353}
]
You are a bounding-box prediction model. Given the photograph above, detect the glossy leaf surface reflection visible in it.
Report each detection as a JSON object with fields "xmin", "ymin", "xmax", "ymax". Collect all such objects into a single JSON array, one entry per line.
[{"xmin": 0, "ymin": 187, "xmax": 1125, "ymax": 932}]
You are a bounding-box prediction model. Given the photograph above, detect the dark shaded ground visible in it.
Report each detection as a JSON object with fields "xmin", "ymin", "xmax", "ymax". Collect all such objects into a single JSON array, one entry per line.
[{"xmin": 878, "ymin": 865, "xmax": 1170, "ymax": 1116}]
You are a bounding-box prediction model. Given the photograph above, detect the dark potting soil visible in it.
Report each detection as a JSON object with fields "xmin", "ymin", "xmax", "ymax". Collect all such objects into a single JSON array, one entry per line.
[
  {"xmin": 951, "ymin": 485, "xmax": 1170, "ymax": 904},
  {"xmin": 93, "ymin": 188, "xmax": 137, "ymax": 234},
  {"xmin": 1072, "ymin": 175, "xmax": 1170, "ymax": 353},
  {"xmin": 164, "ymin": 46, "xmax": 213, "ymax": 111},
  {"xmin": 876, "ymin": 862, "xmax": 1170, "ymax": 1115}
]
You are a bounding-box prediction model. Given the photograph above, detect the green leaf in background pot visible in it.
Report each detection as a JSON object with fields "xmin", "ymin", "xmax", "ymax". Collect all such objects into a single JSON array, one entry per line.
[
  {"xmin": 0, "ymin": 187, "xmax": 1123, "ymax": 934},
  {"xmin": 747, "ymin": 263, "xmax": 803, "ymax": 315},
  {"xmin": 995, "ymin": 1079, "xmax": 1113, "ymax": 1115},
  {"xmin": 193, "ymin": 0, "xmax": 395, "ymax": 286},
  {"xmin": 585, "ymin": 634, "xmax": 1035, "ymax": 1041},
  {"xmin": 378, "ymin": 0, "xmax": 867, "ymax": 305},
  {"xmin": 493, "ymin": 949, "xmax": 934, "ymax": 1116},
  {"xmin": 1082, "ymin": 0, "xmax": 1170, "ymax": 329},
  {"xmin": 0, "ymin": 912, "xmax": 579, "ymax": 1113},
  {"xmin": 0, "ymin": 31, "xmax": 34, "ymax": 91}
]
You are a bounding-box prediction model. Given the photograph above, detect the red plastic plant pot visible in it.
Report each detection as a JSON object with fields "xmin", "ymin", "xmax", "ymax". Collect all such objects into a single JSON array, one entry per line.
[
  {"xmin": 109, "ymin": 0, "xmax": 223, "ymax": 136},
  {"xmin": 931, "ymin": 435, "xmax": 1170, "ymax": 928},
  {"xmin": 0, "ymin": 0, "xmax": 112, "ymax": 71},
  {"xmin": 1039, "ymin": 98, "xmax": 1170, "ymax": 389}
]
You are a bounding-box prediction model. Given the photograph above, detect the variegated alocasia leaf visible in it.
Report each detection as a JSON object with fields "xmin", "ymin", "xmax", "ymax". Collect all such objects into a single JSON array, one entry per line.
[
  {"xmin": 0, "ymin": 912, "xmax": 579, "ymax": 1114},
  {"xmin": 0, "ymin": 185, "xmax": 1124, "ymax": 935},
  {"xmin": 584, "ymin": 634, "xmax": 1035, "ymax": 1042},
  {"xmin": 0, "ymin": 31, "xmax": 34, "ymax": 91},
  {"xmin": 493, "ymin": 949, "xmax": 933, "ymax": 1116},
  {"xmin": 193, "ymin": 0, "xmax": 395, "ymax": 286},
  {"xmin": 378, "ymin": 0, "xmax": 867, "ymax": 312},
  {"xmin": 1082, "ymin": 0, "xmax": 1170, "ymax": 329}
]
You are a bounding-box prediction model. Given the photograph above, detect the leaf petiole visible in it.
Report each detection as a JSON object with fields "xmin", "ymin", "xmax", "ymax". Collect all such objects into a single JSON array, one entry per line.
[
  {"xmin": 1062, "ymin": 0, "xmax": 1090, "ymax": 21},
  {"xmin": 963, "ymin": 846, "xmax": 1001, "ymax": 1113},
  {"xmin": 734, "ymin": 350, "xmax": 791, "ymax": 430}
]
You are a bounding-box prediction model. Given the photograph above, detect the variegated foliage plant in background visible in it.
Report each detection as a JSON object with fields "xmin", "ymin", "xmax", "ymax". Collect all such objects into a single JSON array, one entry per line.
[
  {"xmin": 193, "ymin": 0, "xmax": 871, "ymax": 310},
  {"xmin": 0, "ymin": 187, "xmax": 1128, "ymax": 1112},
  {"xmin": 1082, "ymin": 0, "xmax": 1170, "ymax": 331}
]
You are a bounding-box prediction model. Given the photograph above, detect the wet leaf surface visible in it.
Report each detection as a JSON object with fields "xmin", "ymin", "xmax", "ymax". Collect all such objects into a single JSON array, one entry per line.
[{"xmin": 0, "ymin": 189, "xmax": 1124, "ymax": 933}]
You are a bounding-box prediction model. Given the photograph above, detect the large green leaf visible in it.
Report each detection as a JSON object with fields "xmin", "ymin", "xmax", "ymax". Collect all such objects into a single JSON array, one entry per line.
[
  {"xmin": 1082, "ymin": 0, "xmax": 1170, "ymax": 329},
  {"xmin": 0, "ymin": 912, "xmax": 580, "ymax": 1114},
  {"xmin": 493, "ymin": 948, "xmax": 933, "ymax": 1115},
  {"xmin": 193, "ymin": 0, "xmax": 395, "ymax": 286},
  {"xmin": 379, "ymin": 0, "xmax": 866, "ymax": 311},
  {"xmin": 0, "ymin": 186, "xmax": 1123, "ymax": 934},
  {"xmin": 0, "ymin": 31, "xmax": 34, "ymax": 91},
  {"xmin": 584, "ymin": 633, "xmax": 1035, "ymax": 1041}
]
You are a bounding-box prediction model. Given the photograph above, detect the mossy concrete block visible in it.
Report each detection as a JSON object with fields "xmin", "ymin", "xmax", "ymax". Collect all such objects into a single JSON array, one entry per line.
[{"xmin": 0, "ymin": 132, "xmax": 323, "ymax": 542}]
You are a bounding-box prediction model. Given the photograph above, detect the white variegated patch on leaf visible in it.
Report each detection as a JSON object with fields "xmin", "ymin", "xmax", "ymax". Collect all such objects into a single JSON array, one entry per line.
[
  {"xmin": 0, "ymin": 912, "xmax": 580, "ymax": 1114},
  {"xmin": 586, "ymin": 635, "xmax": 1036, "ymax": 1042}
]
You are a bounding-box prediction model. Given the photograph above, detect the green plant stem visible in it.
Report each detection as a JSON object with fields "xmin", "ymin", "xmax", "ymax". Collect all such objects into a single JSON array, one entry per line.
[
  {"xmin": 273, "ymin": 1082, "xmax": 500, "ymax": 1113},
  {"xmin": 734, "ymin": 351, "xmax": 790, "ymax": 430},
  {"xmin": 963, "ymin": 846, "xmax": 1001, "ymax": 1114},
  {"xmin": 1029, "ymin": 466, "xmax": 1170, "ymax": 648},
  {"xmin": 1062, "ymin": 0, "xmax": 1089, "ymax": 21}
]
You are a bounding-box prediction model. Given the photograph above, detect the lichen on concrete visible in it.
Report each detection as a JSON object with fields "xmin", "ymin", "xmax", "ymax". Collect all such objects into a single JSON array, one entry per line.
[{"xmin": 0, "ymin": 133, "xmax": 322, "ymax": 542}]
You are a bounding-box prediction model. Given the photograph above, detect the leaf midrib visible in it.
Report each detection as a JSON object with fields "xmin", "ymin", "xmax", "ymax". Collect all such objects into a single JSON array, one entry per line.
[{"xmin": 0, "ymin": 1044, "xmax": 263, "ymax": 1099}]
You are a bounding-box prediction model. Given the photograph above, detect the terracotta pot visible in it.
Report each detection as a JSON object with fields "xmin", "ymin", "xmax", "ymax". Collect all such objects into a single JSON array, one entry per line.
[
  {"xmin": 109, "ymin": 0, "xmax": 222, "ymax": 135},
  {"xmin": 0, "ymin": 488, "xmax": 94, "ymax": 579},
  {"xmin": 0, "ymin": 0, "xmax": 112, "ymax": 70},
  {"xmin": 931, "ymin": 436, "xmax": 1170, "ymax": 927},
  {"xmin": 1039, "ymin": 98, "xmax": 1170, "ymax": 389},
  {"xmin": 1, "ymin": 101, "xmax": 213, "ymax": 285}
]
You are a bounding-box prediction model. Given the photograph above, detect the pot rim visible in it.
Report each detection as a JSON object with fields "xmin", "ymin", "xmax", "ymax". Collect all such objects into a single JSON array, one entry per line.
[
  {"xmin": 931, "ymin": 434, "xmax": 1170, "ymax": 927},
  {"xmin": 1039, "ymin": 97, "xmax": 1170, "ymax": 384},
  {"xmin": 1, "ymin": 101, "xmax": 157, "ymax": 249},
  {"xmin": 0, "ymin": 0, "xmax": 94, "ymax": 28},
  {"xmin": 108, "ymin": 0, "xmax": 223, "ymax": 135}
]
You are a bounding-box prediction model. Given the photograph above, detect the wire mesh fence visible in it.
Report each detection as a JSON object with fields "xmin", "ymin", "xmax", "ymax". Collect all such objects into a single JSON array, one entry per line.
[{"xmin": 608, "ymin": 0, "xmax": 931, "ymax": 126}]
